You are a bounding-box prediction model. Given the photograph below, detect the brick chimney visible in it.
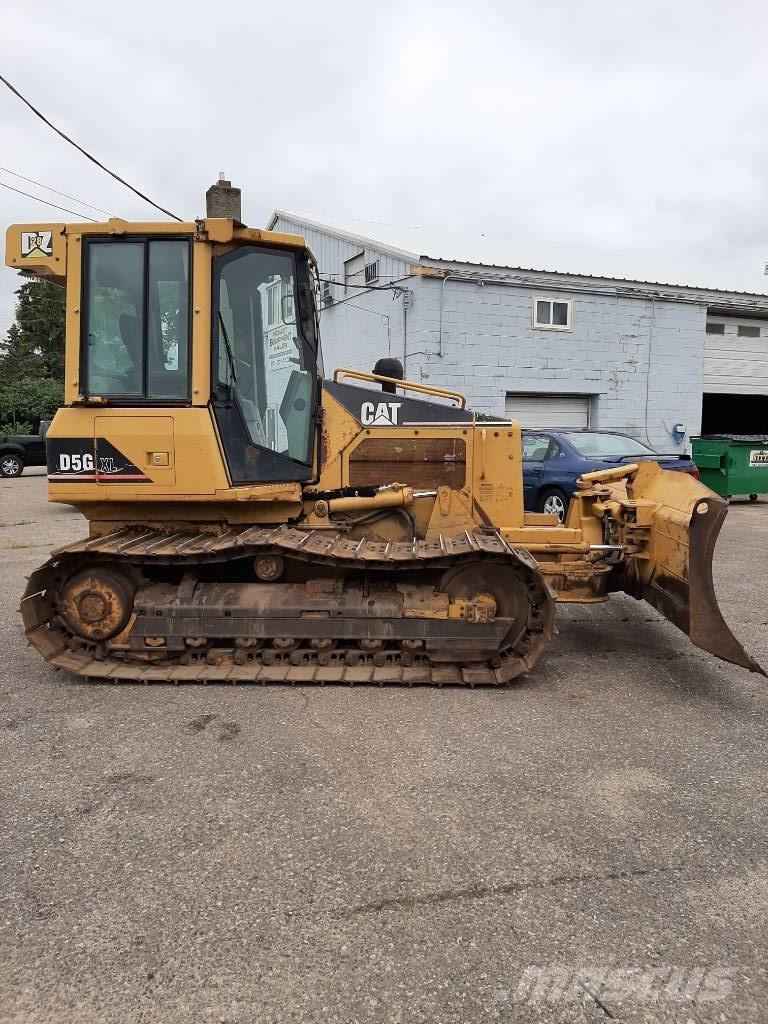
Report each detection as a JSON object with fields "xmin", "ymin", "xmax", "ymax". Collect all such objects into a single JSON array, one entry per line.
[{"xmin": 205, "ymin": 173, "xmax": 242, "ymax": 221}]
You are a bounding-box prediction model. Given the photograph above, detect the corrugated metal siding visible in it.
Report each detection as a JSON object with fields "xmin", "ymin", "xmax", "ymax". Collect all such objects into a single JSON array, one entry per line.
[
  {"xmin": 704, "ymin": 317, "xmax": 768, "ymax": 394},
  {"xmin": 271, "ymin": 215, "xmax": 412, "ymax": 301},
  {"xmin": 270, "ymin": 214, "xmax": 409, "ymax": 375},
  {"xmin": 505, "ymin": 393, "xmax": 591, "ymax": 429}
]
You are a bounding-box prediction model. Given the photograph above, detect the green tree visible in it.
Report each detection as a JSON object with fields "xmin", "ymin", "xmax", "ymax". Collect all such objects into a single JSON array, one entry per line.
[
  {"xmin": 0, "ymin": 377, "xmax": 63, "ymax": 433},
  {"xmin": 0, "ymin": 275, "xmax": 66, "ymax": 379},
  {"xmin": 0, "ymin": 273, "xmax": 65, "ymax": 432},
  {"xmin": 0, "ymin": 323, "xmax": 37, "ymax": 382}
]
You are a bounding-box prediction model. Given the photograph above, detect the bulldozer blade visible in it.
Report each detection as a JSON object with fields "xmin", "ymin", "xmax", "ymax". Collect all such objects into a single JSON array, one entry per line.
[{"xmin": 620, "ymin": 463, "xmax": 765, "ymax": 676}]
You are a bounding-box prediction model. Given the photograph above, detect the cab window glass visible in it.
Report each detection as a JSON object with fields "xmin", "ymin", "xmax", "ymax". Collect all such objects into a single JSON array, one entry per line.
[
  {"xmin": 147, "ymin": 241, "xmax": 189, "ymax": 399},
  {"xmin": 217, "ymin": 248, "xmax": 314, "ymax": 464},
  {"xmin": 84, "ymin": 239, "xmax": 190, "ymax": 400},
  {"xmin": 85, "ymin": 242, "xmax": 144, "ymax": 395}
]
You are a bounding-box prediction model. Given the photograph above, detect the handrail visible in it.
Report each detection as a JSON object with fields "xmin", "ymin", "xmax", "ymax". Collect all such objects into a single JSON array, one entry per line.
[{"xmin": 332, "ymin": 368, "xmax": 466, "ymax": 409}]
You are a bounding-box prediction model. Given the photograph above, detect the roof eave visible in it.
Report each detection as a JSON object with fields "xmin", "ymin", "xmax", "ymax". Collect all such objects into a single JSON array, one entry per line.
[
  {"xmin": 269, "ymin": 210, "xmax": 420, "ymax": 264},
  {"xmin": 420, "ymin": 257, "xmax": 768, "ymax": 309}
]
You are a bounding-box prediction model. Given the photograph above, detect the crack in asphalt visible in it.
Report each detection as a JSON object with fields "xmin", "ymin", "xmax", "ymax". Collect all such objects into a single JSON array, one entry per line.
[
  {"xmin": 334, "ymin": 863, "xmax": 701, "ymax": 918},
  {"xmin": 578, "ymin": 980, "xmax": 616, "ymax": 1020}
]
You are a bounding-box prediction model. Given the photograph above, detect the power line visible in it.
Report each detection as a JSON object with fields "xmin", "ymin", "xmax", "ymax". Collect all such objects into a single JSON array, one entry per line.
[
  {"xmin": 317, "ymin": 275, "xmax": 407, "ymax": 293},
  {"xmin": 0, "ymin": 164, "xmax": 116, "ymax": 218},
  {"xmin": 0, "ymin": 72, "xmax": 183, "ymax": 222},
  {"xmin": 0, "ymin": 180, "xmax": 98, "ymax": 221},
  {"xmin": 320, "ymin": 270, "xmax": 413, "ymax": 284}
]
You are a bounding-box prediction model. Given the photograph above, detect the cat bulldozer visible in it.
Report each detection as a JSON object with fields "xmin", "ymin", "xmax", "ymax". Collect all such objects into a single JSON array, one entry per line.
[{"xmin": 5, "ymin": 215, "xmax": 763, "ymax": 685}]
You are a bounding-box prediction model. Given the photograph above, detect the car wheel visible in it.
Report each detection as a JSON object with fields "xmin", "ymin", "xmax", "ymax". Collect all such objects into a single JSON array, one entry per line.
[
  {"xmin": 0, "ymin": 454, "xmax": 24, "ymax": 478},
  {"xmin": 538, "ymin": 487, "xmax": 568, "ymax": 523}
]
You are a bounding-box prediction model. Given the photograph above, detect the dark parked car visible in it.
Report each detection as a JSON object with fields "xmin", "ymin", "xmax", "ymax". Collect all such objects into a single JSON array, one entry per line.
[
  {"xmin": 522, "ymin": 429, "xmax": 699, "ymax": 522},
  {"xmin": 0, "ymin": 433, "xmax": 47, "ymax": 478}
]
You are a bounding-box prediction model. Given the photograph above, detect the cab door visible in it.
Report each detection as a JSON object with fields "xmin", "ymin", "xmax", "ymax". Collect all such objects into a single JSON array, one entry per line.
[{"xmin": 211, "ymin": 244, "xmax": 319, "ymax": 484}]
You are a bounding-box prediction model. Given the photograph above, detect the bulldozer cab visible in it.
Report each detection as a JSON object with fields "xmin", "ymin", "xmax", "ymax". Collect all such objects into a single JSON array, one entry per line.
[{"xmin": 6, "ymin": 219, "xmax": 321, "ymax": 487}]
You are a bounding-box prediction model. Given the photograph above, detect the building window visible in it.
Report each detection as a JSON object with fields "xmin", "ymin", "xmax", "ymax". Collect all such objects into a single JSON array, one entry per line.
[
  {"xmin": 533, "ymin": 297, "xmax": 572, "ymax": 330},
  {"xmin": 364, "ymin": 260, "xmax": 379, "ymax": 284},
  {"xmin": 282, "ymin": 286, "xmax": 295, "ymax": 323},
  {"xmin": 344, "ymin": 252, "xmax": 365, "ymax": 294},
  {"xmin": 265, "ymin": 279, "xmax": 282, "ymax": 330},
  {"xmin": 738, "ymin": 324, "xmax": 761, "ymax": 338},
  {"xmin": 706, "ymin": 322, "xmax": 725, "ymax": 335}
]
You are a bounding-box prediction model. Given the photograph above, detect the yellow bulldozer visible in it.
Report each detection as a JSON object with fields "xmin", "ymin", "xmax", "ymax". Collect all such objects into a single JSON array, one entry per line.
[{"xmin": 5, "ymin": 215, "xmax": 763, "ymax": 685}]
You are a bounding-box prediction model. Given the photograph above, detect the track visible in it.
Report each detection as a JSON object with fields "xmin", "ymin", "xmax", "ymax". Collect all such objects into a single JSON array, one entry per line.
[{"xmin": 21, "ymin": 524, "xmax": 555, "ymax": 686}]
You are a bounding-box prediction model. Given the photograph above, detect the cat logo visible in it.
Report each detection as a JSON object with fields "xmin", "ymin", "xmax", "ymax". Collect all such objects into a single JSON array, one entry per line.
[
  {"xmin": 360, "ymin": 401, "xmax": 401, "ymax": 426},
  {"xmin": 20, "ymin": 230, "xmax": 53, "ymax": 258}
]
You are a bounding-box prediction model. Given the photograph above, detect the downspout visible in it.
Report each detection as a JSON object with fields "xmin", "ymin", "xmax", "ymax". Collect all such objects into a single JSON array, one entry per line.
[
  {"xmin": 401, "ymin": 287, "xmax": 410, "ymax": 377},
  {"xmin": 642, "ymin": 296, "xmax": 656, "ymax": 449},
  {"xmin": 438, "ymin": 272, "xmax": 451, "ymax": 357}
]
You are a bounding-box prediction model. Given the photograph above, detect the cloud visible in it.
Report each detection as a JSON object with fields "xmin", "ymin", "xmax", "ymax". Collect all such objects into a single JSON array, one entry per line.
[{"xmin": 1, "ymin": 0, "xmax": 768, "ymax": 334}]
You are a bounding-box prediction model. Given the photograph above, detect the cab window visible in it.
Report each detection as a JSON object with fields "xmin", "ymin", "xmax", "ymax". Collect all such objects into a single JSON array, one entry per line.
[
  {"xmin": 216, "ymin": 247, "xmax": 315, "ymax": 465},
  {"xmin": 83, "ymin": 238, "xmax": 190, "ymax": 400}
]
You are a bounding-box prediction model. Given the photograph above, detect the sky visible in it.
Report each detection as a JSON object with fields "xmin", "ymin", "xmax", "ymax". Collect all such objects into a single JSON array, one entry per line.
[{"xmin": 3, "ymin": 0, "xmax": 768, "ymax": 340}]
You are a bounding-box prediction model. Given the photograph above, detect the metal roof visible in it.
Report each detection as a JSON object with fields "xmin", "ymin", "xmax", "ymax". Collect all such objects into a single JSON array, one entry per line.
[{"xmin": 269, "ymin": 209, "xmax": 768, "ymax": 311}]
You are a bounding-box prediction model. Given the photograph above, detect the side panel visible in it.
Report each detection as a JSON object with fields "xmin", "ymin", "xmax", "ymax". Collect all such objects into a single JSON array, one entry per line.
[
  {"xmin": 95, "ymin": 416, "xmax": 175, "ymax": 486},
  {"xmin": 318, "ymin": 380, "xmax": 474, "ymax": 493},
  {"xmin": 46, "ymin": 406, "xmax": 230, "ymax": 498},
  {"xmin": 471, "ymin": 425, "xmax": 525, "ymax": 529},
  {"xmin": 319, "ymin": 381, "xmax": 526, "ymax": 529}
]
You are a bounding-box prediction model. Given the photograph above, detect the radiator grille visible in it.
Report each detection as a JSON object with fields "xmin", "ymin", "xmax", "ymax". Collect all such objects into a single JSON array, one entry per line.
[{"xmin": 348, "ymin": 438, "xmax": 467, "ymax": 489}]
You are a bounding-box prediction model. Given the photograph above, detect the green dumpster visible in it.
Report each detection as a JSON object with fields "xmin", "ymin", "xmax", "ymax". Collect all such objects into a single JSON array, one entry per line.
[{"xmin": 692, "ymin": 434, "xmax": 768, "ymax": 501}]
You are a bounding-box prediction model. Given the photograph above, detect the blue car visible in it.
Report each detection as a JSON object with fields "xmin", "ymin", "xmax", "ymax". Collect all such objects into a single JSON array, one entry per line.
[{"xmin": 521, "ymin": 429, "xmax": 700, "ymax": 522}]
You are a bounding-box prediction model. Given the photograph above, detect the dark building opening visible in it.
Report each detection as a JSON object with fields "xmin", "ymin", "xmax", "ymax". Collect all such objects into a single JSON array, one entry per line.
[{"xmin": 701, "ymin": 394, "xmax": 768, "ymax": 435}]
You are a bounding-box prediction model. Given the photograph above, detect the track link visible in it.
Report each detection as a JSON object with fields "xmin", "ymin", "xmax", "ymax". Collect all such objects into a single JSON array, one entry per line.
[{"xmin": 21, "ymin": 525, "xmax": 555, "ymax": 687}]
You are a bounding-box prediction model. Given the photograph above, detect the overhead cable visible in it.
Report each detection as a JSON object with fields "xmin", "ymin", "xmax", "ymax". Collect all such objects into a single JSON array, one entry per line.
[
  {"xmin": 0, "ymin": 164, "xmax": 116, "ymax": 218},
  {"xmin": 0, "ymin": 180, "xmax": 98, "ymax": 221},
  {"xmin": 0, "ymin": 72, "xmax": 183, "ymax": 221}
]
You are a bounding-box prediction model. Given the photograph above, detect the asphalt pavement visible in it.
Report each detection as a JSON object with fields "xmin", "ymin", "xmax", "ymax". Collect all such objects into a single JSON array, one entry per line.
[{"xmin": 1, "ymin": 469, "xmax": 767, "ymax": 1024}]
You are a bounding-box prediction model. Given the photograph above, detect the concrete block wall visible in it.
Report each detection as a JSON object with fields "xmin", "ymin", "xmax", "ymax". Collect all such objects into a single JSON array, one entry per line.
[
  {"xmin": 320, "ymin": 286, "xmax": 405, "ymax": 375},
  {"xmin": 402, "ymin": 277, "xmax": 706, "ymax": 451}
]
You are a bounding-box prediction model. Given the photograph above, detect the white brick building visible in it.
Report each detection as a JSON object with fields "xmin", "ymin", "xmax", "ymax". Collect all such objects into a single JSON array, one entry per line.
[{"xmin": 269, "ymin": 212, "xmax": 768, "ymax": 450}]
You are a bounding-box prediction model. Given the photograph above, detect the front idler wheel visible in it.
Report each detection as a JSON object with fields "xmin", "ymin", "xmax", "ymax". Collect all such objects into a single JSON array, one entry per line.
[{"xmin": 58, "ymin": 567, "xmax": 136, "ymax": 642}]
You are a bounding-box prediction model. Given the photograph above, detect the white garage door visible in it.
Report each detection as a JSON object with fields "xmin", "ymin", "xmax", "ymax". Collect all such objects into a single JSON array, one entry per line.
[
  {"xmin": 704, "ymin": 317, "xmax": 768, "ymax": 394},
  {"xmin": 505, "ymin": 393, "xmax": 591, "ymax": 429}
]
